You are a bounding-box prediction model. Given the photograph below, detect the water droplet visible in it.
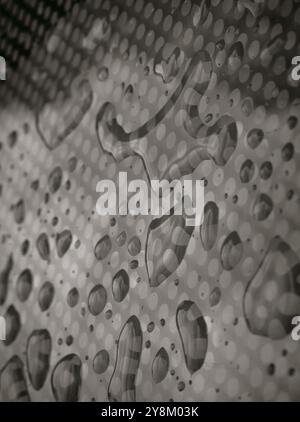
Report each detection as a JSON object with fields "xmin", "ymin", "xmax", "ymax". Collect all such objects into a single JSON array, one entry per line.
[
  {"xmin": 36, "ymin": 233, "xmax": 50, "ymax": 262},
  {"xmin": 220, "ymin": 232, "xmax": 243, "ymax": 271},
  {"xmin": 240, "ymin": 159, "xmax": 255, "ymax": 183},
  {"xmin": 108, "ymin": 315, "xmax": 142, "ymax": 402},
  {"xmin": 116, "ymin": 231, "xmax": 127, "ymax": 247},
  {"xmin": 56, "ymin": 229, "xmax": 72, "ymax": 258},
  {"xmin": 94, "ymin": 234, "xmax": 112, "ymax": 260},
  {"xmin": 260, "ymin": 161, "xmax": 273, "ymax": 180},
  {"xmin": 16, "ymin": 269, "xmax": 33, "ymax": 302},
  {"xmin": 38, "ymin": 281, "xmax": 55, "ymax": 312},
  {"xmin": 4, "ymin": 305, "xmax": 21, "ymax": 346},
  {"xmin": 26, "ymin": 330, "xmax": 51, "ymax": 390},
  {"xmin": 98, "ymin": 66, "xmax": 109, "ymax": 81},
  {"xmin": 244, "ymin": 237, "xmax": 300, "ymax": 339},
  {"xmin": 0, "ymin": 356, "xmax": 30, "ymax": 401},
  {"xmin": 176, "ymin": 301, "xmax": 208, "ymax": 374},
  {"xmin": 128, "ymin": 236, "xmax": 141, "ymax": 256},
  {"xmin": 14, "ymin": 199, "xmax": 25, "ymax": 224},
  {"xmin": 67, "ymin": 288, "xmax": 79, "ymax": 308},
  {"xmin": 93, "ymin": 350, "xmax": 109, "ymax": 374},
  {"xmin": 247, "ymin": 128, "xmax": 264, "ymax": 149},
  {"xmin": 200, "ymin": 201, "xmax": 219, "ymax": 251},
  {"xmin": 48, "ymin": 166, "xmax": 63, "ymax": 194},
  {"xmin": 209, "ymin": 286, "xmax": 222, "ymax": 307},
  {"xmin": 252, "ymin": 193, "xmax": 273, "ymax": 221},
  {"xmin": 152, "ymin": 347, "xmax": 169, "ymax": 384},
  {"xmin": 88, "ymin": 285, "xmax": 107, "ymax": 316},
  {"xmin": 51, "ymin": 354, "xmax": 82, "ymax": 402},
  {"xmin": 112, "ymin": 269, "xmax": 129, "ymax": 303}
]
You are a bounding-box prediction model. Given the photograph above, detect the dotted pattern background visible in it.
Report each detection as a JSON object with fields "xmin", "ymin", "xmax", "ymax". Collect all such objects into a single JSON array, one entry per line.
[{"xmin": 0, "ymin": 0, "xmax": 300, "ymax": 402}]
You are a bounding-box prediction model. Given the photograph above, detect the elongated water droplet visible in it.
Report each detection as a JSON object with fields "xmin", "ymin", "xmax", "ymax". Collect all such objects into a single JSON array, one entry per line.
[
  {"xmin": 48, "ymin": 166, "xmax": 63, "ymax": 194},
  {"xmin": 176, "ymin": 301, "xmax": 208, "ymax": 374},
  {"xmin": 0, "ymin": 254, "xmax": 13, "ymax": 306},
  {"xmin": 38, "ymin": 281, "xmax": 55, "ymax": 312},
  {"xmin": 108, "ymin": 315, "xmax": 142, "ymax": 402},
  {"xmin": 16, "ymin": 269, "xmax": 33, "ymax": 302},
  {"xmin": 4, "ymin": 305, "xmax": 21, "ymax": 346},
  {"xmin": 26, "ymin": 329, "xmax": 51, "ymax": 390},
  {"xmin": 200, "ymin": 201, "xmax": 219, "ymax": 251},
  {"xmin": 51, "ymin": 354, "xmax": 82, "ymax": 402},
  {"xmin": 209, "ymin": 286, "xmax": 222, "ymax": 307},
  {"xmin": 152, "ymin": 347, "xmax": 169, "ymax": 384},
  {"xmin": 112, "ymin": 269, "xmax": 129, "ymax": 303},
  {"xmin": 240, "ymin": 159, "xmax": 255, "ymax": 183},
  {"xmin": 14, "ymin": 199, "xmax": 25, "ymax": 224},
  {"xmin": 56, "ymin": 229, "xmax": 72, "ymax": 258}
]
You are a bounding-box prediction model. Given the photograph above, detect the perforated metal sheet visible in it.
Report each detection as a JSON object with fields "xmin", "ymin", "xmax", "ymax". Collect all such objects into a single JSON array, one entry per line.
[{"xmin": 0, "ymin": 0, "xmax": 300, "ymax": 402}]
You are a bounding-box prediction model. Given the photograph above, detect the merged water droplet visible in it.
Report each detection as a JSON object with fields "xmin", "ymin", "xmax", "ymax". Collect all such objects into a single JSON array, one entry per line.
[
  {"xmin": 112, "ymin": 269, "xmax": 130, "ymax": 303},
  {"xmin": 152, "ymin": 347, "xmax": 169, "ymax": 384},
  {"xmin": 176, "ymin": 300, "xmax": 208, "ymax": 375},
  {"xmin": 26, "ymin": 329, "xmax": 51, "ymax": 390},
  {"xmin": 48, "ymin": 166, "xmax": 63, "ymax": 194},
  {"xmin": 200, "ymin": 201, "xmax": 219, "ymax": 251},
  {"xmin": 93, "ymin": 350, "xmax": 110, "ymax": 374},
  {"xmin": 0, "ymin": 356, "xmax": 30, "ymax": 401},
  {"xmin": 4, "ymin": 305, "xmax": 21, "ymax": 346},
  {"xmin": 88, "ymin": 284, "xmax": 107, "ymax": 315},
  {"xmin": 38, "ymin": 281, "xmax": 55, "ymax": 312},
  {"xmin": 51, "ymin": 354, "xmax": 82, "ymax": 402},
  {"xmin": 0, "ymin": 254, "xmax": 13, "ymax": 306},
  {"xmin": 94, "ymin": 234, "xmax": 112, "ymax": 260},
  {"xmin": 220, "ymin": 231, "xmax": 243, "ymax": 271},
  {"xmin": 108, "ymin": 315, "xmax": 142, "ymax": 402},
  {"xmin": 36, "ymin": 233, "xmax": 50, "ymax": 262},
  {"xmin": 56, "ymin": 229, "xmax": 72, "ymax": 258},
  {"xmin": 244, "ymin": 237, "xmax": 300, "ymax": 340},
  {"xmin": 154, "ymin": 46, "xmax": 185, "ymax": 84},
  {"xmin": 16, "ymin": 269, "xmax": 33, "ymax": 302}
]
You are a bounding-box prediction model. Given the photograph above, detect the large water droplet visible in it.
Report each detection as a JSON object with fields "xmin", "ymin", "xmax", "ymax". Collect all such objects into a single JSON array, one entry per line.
[
  {"xmin": 108, "ymin": 315, "xmax": 142, "ymax": 402},
  {"xmin": 93, "ymin": 350, "xmax": 110, "ymax": 374},
  {"xmin": 176, "ymin": 301, "xmax": 208, "ymax": 374},
  {"xmin": 51, "ymin": 354, "xmax": 82, "ymax": 402},
  {"xmin": 26, "ymin": 329, "xmax": 51, "ymax": 390}
]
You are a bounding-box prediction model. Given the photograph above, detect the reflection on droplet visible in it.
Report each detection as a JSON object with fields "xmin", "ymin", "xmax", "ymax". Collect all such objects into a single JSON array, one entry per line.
[
  {"xmin": 16, "ymin": 269, "xmax": 33, "ymax": 302},
  {"xmin": 51, "ymin": 354, "xmax": 82, "ymax": 402},
  {"xmin": 26, "ymin": 330, "xmax": 51, "ymax": 390},
  {"xmin": 176, "ymin": 300, "xmax": 208, "ymax": 374}
]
